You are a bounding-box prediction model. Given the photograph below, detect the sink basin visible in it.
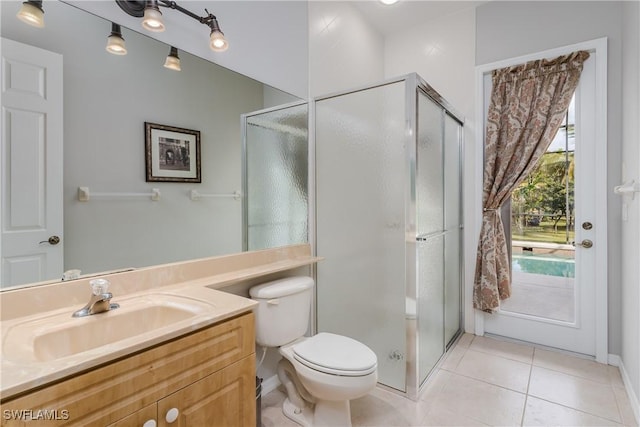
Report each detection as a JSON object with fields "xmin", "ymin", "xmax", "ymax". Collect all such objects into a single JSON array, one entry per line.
[{"xmin": 3, "ymin": 294, "xmax": 214, "ymax": 363}]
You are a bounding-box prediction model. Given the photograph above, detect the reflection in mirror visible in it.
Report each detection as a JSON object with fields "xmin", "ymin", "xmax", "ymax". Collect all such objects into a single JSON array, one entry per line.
[
  {"xmin": 0, "ymin": 0, "xmax": 303, "ymax": 290},
  {"xmin": 244, "ymin": 102, "xmax": 309, "ymax": 251}
]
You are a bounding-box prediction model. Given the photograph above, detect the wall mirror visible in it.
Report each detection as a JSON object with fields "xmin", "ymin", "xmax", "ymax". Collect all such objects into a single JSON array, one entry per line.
[{"xmin": 1, "ymin": 0, "xmax": 304, "ymax": 290}]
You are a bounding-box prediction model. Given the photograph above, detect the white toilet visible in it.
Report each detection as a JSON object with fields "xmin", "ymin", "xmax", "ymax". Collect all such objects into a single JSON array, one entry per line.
[{"xmin": 250, "ymin": 276, "xmax": 378, "ymax": 427}]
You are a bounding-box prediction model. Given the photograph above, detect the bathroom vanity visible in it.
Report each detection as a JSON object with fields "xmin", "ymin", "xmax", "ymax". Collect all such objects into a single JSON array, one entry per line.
[
  {"xmin": 2, "ymin": 314, "xmax": 255, "ymax": 427},
  {"xmin": 0, "ymin": 244, "xmax": 321, "ymax": 426}
]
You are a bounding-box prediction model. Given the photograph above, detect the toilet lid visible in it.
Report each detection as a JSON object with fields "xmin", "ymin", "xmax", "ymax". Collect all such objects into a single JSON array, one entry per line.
[{"xmin": 292, "ymin": 333, "xmax": 377, "ymax": 376}]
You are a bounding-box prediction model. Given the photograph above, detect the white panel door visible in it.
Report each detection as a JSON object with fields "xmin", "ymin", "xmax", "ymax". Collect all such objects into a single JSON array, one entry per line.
[{"xmin": 1, "ymin": 38, "xmax": 63, "ymax": 288}]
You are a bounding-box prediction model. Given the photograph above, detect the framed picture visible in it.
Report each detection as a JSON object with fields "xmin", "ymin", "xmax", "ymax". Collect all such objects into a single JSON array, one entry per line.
[{"xmin": 145, "ymin": 122, "xmax": 201, "ymax": 183}]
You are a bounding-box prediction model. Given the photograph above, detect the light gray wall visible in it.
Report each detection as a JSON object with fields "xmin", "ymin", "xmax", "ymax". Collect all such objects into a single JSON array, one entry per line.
[
  {"xmin": 263, "ymin": 86, "xmax": 300, "ymax": 109},
  {"xmin": 308, "ymin": 1, "xmax": 385, "ymax": 97},
  {"xmin": 1, "ymin": 1, "xmax": 266, "ymax": 275},
  {"xmin": 621, "ymin": 0, "xmax": 640, "ymax": 406},
  {"xmin": 476, "ymin": 0, "xmax": 624, "ymax": 356}
]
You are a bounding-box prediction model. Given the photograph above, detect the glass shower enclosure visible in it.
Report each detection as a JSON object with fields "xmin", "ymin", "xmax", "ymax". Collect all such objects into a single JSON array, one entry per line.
[
  {"xmin": 242, "ymin": 102, "xmax": 309, "ymax": 251},
  {"xmin": 315, "ymin": 74, "xmax": 463, "ymax": 399}
]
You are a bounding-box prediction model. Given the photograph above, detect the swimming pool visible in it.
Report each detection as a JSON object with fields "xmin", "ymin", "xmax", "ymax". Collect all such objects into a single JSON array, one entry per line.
[{"xmin": 512, "ymin": 253, "xmax": 575, "ymax": 278}]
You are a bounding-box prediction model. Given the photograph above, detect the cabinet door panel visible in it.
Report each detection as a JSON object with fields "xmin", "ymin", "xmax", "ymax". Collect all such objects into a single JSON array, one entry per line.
[
  {"xmin": 158, "ymin": 356, "xmax": 255, "ymax": 427},
  {"xmin": 108, "ymin": 404, "xmax": 157, "ymax": 427}
]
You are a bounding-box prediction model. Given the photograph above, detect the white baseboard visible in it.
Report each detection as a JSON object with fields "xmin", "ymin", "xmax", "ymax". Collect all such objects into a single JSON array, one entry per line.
[
  {"xmin": 609, "ymin": 353, "xmax": 640, "ymax": 424},
  {"xmin": 259, "ymin": 374, "xmax": 281, "ymax": 397},
  {"xmin": 608, "ymin": 354, "xmax": 621, "ymax": 366}
]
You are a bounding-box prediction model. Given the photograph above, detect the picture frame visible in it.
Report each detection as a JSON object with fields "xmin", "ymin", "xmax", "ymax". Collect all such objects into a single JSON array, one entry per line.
[{"xmin": 145, "ymin": 122, "xmax": 201, "ymax": 183}]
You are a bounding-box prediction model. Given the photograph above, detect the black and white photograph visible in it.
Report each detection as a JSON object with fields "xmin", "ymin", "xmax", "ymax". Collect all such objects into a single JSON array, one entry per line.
[{"xmin": 145, "ymin": 122, "xmax": 201, "ymax": 183}]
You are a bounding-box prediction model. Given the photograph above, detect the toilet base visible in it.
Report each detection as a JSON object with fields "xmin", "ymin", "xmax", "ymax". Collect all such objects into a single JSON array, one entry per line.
[
  {"xmin": 282, "ymin": 397, "xmax": 313, "ymax": 427},
  {"xmin": 314, "ymin": 399, "xmax": 352, "ymax": 426},
  {"xmin": 282, "ymin": 397, "xmax": 352, "ymax": 427}
]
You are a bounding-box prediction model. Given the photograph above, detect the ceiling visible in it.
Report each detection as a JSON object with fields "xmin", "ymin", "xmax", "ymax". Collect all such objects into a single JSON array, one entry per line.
[{"xmin": 351, "ymin": 1, "xmax": 486, "ymax": 36}]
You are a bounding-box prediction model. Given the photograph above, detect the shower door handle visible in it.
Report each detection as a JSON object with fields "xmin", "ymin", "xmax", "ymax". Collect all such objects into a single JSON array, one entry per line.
[{"xmin": 416, "ymin": 231, "xmax": 445, "ymax": 242}]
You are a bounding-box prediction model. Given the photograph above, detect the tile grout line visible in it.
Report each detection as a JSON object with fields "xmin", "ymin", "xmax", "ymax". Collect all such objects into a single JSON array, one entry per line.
[
  {"xmin": 521, "ymin": 394, "xmax": 530, "ymax": 426},
  {"xmin": 520, "ymin": 348, "xmax": 536, "ymax": 426},
  {"xmin": 532, "ymin": 363, "xmax": 616, "ymax": 386},
  {"xmin": 529, "ymin": 349, "xmax": 625, "ymax": 425},
  {"xmin": 527, "ymin": 394, "xmax": 626, "ymax": 425},
  {"xmin": 438, "ymin": 367, "xmax": 530, "ymax": 396},
  {"xmin": 466, "ymin": 346, "xmax": 535, "ymax": 365},
  {"xmin": 609, "ymin": 381, "xmax": 629, "ymax": 426}
]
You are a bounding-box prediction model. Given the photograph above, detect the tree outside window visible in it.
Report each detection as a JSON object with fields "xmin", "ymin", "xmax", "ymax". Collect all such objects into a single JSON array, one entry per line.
[{"xmin": 511, "ymin": 97, "xmax": 575, "ymax": 245}]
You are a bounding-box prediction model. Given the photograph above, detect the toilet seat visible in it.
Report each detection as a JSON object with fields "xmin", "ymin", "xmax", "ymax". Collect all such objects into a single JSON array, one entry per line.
[{"xmin": 292, "ymin": 333, "xmax": 377, "ymax": 376}]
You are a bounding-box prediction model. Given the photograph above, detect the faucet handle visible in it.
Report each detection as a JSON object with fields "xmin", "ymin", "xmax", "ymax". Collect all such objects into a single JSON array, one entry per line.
[{"xmin": 90, "ymin": 278, "xmax": 110, "ymax": 295}]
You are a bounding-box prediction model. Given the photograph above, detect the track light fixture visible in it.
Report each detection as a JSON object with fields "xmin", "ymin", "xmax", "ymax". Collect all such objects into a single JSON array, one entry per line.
[
  {"xmin": 116, "ymin": 0, "xmax": 229, "ymax": 52},
  {"xmin": 142, "ymin": 0, "xmax": 165, "ymax": 32},
  {"xmin": 16, "ymin": 0, "xmax": 45, "ymax": 28},
  {"xmin": 208, "ymin": 16, "xmax": 228, "ymax": 52},
  {"xmin": 163, "ymin": 46, "xmax": 181, "ymax": 71},
  {"xmin": 106, "ymin": 23, "xmax": 128, "ymax": 55}
]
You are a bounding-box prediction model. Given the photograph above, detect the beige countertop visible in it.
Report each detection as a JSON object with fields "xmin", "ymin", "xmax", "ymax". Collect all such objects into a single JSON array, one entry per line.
[
  {"xmin": 1, "ymin": 282, "xmax": 257, "ymax": 399},
  {"xmin": 0, "ymin": 244, "xmax": 322, "ymax": 400}
]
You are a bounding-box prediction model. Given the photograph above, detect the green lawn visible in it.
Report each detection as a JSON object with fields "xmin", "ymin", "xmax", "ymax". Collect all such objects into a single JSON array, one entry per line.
[{"xmin": 511, "ymin": 219, "xmax": 575, "ymax": 244}]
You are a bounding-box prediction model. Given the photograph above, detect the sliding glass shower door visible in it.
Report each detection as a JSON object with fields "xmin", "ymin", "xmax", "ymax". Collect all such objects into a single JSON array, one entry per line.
[
  {"xmin": 416, "ymin": 91, "xmax": 445, "ymax": 386},
  {"xmin": 415, "ymin": 90, "xmax": 463, "ymax": 386},
  {"xmin": 443, "ymin": 113, "xmax": 462, "ymax": 346}
]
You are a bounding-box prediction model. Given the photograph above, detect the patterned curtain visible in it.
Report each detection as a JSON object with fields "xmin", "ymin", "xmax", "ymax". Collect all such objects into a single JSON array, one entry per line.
[{"xmin": 474, "ymin": 50, "xmax": 590, "ymax": 313}]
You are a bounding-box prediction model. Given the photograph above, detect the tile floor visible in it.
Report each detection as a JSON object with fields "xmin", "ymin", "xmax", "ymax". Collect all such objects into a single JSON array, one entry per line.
[{"xmin": 261, "ymin": 334, "xmax": 639, "ymax": 426}]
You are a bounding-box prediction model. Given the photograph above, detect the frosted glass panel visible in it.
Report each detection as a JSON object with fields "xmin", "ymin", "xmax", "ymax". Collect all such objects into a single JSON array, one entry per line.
[
  {"xmin": 245, "ymin": 104, "xmax": 308, "ymax": 250},
  {"xmin": 444, "ymin": 230, "xmax": 460, "ymax": 346},
  {"xmin": 418, "ymin": 235, "xmax": 444, "ymax": 385},
  {"xmin": 417, "ymin": 93, "xmax": 444, "ymax": 236},
  {"xmin": 444, "ymin": 114, "xmax": 461, "ymax": 231},
  {"xmin": 316, "ymin": 82, "xmax": 407, "ymax": 391}
]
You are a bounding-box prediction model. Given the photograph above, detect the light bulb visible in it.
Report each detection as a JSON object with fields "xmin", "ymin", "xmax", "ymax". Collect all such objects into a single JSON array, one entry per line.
[
  {"xmin": 106, "ymin": 24, "xmax": 127, "ymax": 55},
  {"xmin": 17, "ymin": 1, "xmax": 44, "ymax": 28},
  {"xmin": 164, "ymin": 56, "xmax": 181, "ymax": 71},
  {"xmin": 142, "ymin": 7, "xmax": 165, "ymax": 32},
  {"xmin": 106, "ymin": 35, "xmax": 127, "ymax": 55},
  {"xmin": 209, "ymin": 30, "xmax": 228, "ymax": 52},
  {"xmin": 164, "ymin": 47, "xmax": 181, "ymax": 71}
]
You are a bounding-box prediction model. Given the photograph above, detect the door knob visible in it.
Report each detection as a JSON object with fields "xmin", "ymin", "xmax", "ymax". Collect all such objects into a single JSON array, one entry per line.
[
  {"xmin": 574, "ymin": 239, "xmax": 593, "ymax": 249},
  {"xmin": 39, "ymin": 235, "xmax": 60, "ymax": 245}
]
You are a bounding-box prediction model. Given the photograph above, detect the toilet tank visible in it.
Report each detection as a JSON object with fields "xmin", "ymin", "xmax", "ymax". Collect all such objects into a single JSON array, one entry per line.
[{"xmin": 249, "ymin": 276, "xmax": 314, "ymax": 347}]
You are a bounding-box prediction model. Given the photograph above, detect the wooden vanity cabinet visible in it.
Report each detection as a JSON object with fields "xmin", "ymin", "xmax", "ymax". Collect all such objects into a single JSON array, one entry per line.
[
  {"xmin": 109, "ymin": 356, "xmax": 255, "ymax": 427},
  {"xmin": 156, "ymin": 355, "xmax": 254, "ymax": 427},
  {"xmin": 1, "ymin": 313, "xmax": 256, "ymax": 427}
]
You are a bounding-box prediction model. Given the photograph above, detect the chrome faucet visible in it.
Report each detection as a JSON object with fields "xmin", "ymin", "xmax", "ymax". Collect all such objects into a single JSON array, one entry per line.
[{"xmin": 72, "ymin": 279, "xmax": 120, "ymax": 317}]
